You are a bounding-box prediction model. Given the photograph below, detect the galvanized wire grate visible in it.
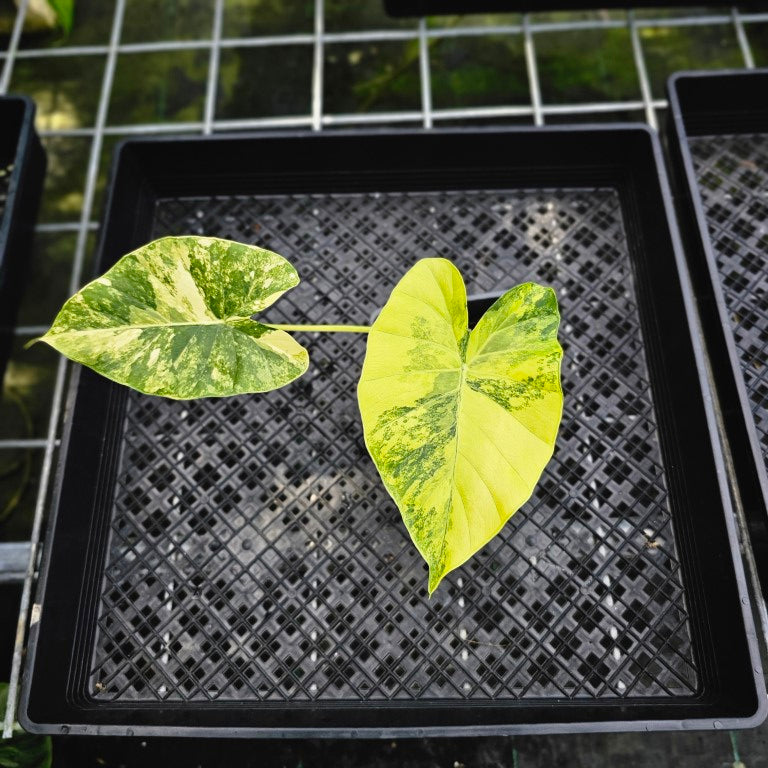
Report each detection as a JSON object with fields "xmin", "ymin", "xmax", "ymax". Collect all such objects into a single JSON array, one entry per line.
[
  {"xmin": 84, "ymin": 188, "xmax": 697, "ymax": 704},
  {"xmin": 1, "ymin": 0, "xmax": 764, "ymax": 735}
]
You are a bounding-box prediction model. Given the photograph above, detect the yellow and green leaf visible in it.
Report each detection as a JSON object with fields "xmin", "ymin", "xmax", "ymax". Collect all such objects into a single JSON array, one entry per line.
[
  {"xmin": 34, "ymin": 236, "xmax": 309, "ymax": 399},
  {"xmin": 358, "ymin": 258, "xmax": 563, "ymax": 595}
]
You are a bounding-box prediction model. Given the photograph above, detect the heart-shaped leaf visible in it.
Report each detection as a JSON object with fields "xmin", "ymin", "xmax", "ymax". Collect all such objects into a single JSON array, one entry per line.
[
  {"xmin": 358, "ymin": 258, "xmax": 563, "ymax": 594},
  {"xmin": 35, "ymin": 236, "xmax": 309, "ymax": 399}
]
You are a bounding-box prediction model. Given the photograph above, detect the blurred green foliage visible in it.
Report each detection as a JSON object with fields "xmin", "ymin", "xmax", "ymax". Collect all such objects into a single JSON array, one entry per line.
[
  {"xmin": 427, "ymin": 12, "xmax": 522, "ymax": 27},
  {"xmin": 751, "ymin": 23, "xmax": 768, "ymax": 65},
  {"xmin": 536, "ymin": 28, "xmax": 639, "ymax": 103},
  {"xmin": 109, "ymin": 49, "xmax": 210, "ymax": 124},
  {"xmin": 641, "ymin": 23, "xmax": 743, "ymax": 96},
  {"xmin": 0, "ymin": 336, "xmax": 56, "ymax": 539},
  {"xmin": 36, "ymin": 136, "xmax": 91, "ymax": 221},
  {"xmin": 12, "ymin": 55, "xmax": 105, "ymax": 129},
  {"xmin": 326, "ymin": 40, "xmax": 421, "ymax": 113},
  {"xmin": 0, "ymin": 683, "xmax": 51, "ymax": 768},
  {"xmin": 223, "ymin": 0, "xmax": 313, "ymax": 35},
  {"xmin": 47, "ymin": 0, "xmax": 74, "ymax": 34},
  {"xmin": 16, "ymin": 233, "xmax": 78, "ymax": 328},
  {"xmin": 123, "ymin": 0, "xmax": 214, "ymax": 42},
  {"xmin": 430, "ymin": 35, "xmax": 529, "ymax": 108},
  {"xmin": 325, "ymin": 0, "xmax": 415, "ymax": 30},
  {"xmin": 218, "ymin": 45, "xmax": 313, "ymax": 118}
]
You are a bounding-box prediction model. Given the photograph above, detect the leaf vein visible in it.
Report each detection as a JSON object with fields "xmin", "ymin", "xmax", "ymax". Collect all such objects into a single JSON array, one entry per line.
[
  {"xmin": 371, "ymin": 328, "xmax": 459, "ymax": 355},
  {"xmin": 475, "ymin": 421, "xmax": 533, "ymax": 489},
  {"xmin": 457, "ymin": 449, "xmax": 506, "ymax": 528}
]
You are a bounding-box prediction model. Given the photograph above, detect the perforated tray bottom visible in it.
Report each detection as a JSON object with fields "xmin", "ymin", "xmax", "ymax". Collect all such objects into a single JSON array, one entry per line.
[
  {"xmin": 689, "ymin": 133, "xmax": 768, "ymax": 476},
  {"xmin": 89, "ymin": 189, "xmax": 697, "ymax": 704}
]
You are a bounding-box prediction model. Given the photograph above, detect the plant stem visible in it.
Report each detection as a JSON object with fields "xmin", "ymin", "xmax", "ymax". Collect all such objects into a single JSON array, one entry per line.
[{"xmin": 266, "ymin": 323, "xmax": 371, "ymax": 334}]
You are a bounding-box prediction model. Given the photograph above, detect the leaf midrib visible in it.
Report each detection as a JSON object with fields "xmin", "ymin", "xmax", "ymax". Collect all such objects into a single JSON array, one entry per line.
[
  {"xmin": 439, "ymin": 357, "xmax": 469, "ymax": 582},
  {"xmin": 434, "ymin": 321, "xmax": 555, "ymax": 578}
]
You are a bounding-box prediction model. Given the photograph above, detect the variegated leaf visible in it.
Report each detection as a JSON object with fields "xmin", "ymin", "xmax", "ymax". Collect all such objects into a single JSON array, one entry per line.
[
  {"xmin": 358, "ymin": 258, "xmax": 563, "ymax": 594},
  {"xmin": 35, "ymin": 236, "xmax": 309, "ymax": 399}
]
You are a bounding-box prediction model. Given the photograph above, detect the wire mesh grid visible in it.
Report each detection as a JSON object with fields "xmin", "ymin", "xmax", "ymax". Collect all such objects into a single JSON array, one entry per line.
[{"xmin": 0, "ymin": 0, "xmax": 765, "ymax": 736}]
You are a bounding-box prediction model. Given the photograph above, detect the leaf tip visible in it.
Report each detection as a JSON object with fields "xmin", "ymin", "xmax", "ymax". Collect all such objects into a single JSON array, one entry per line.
[{"xmin": 427, "ymin": 568, "xmax": 445, "ymax": 597}]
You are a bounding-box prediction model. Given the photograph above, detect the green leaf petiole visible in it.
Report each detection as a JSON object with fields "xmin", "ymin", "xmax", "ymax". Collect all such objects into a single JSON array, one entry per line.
[{"xmin": 264, "ymin": 324, "xmax": 371, "ymax": 333}]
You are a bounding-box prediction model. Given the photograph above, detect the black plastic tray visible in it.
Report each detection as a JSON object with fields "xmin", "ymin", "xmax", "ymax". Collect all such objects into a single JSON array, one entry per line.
[
  {"xmin": 667, "ymin": 70, "xmax": 768, "ymax": 595},
  {"xmin": 21, "ymin": 127, "xmax": 765, "ymax": 737},
  {"xmin": 384, "ymin": 1, "xmax": 765, "ymax": 16},
  {"xmin": 0, "ymin": 96, "xmax": 45, "ymax": 385}
]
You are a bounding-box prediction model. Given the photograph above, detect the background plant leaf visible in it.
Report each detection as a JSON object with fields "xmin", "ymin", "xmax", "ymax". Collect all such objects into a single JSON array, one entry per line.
[
  {"xmin": 36, "ymin": 236, "xmax": 309, "ymax": 399},
  {"xmin": 47, "ymin": 0, "xmax": 74, "ymax": 34},
  {"xmin": 358, "ymin": 258, "xmax": 563, "ymax": 594}
]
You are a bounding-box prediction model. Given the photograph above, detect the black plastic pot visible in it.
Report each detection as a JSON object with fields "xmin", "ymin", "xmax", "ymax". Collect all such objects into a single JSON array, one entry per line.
[
  {"xmin": 667, "ymin": 69, "xmax": 768, "ymax": 594},
  {"xmin": 21, "ymin": 127, "xmax": 764, "ymax": 737},
  {"xmin": 0, "ymin": 96, "xmax": 45, "ymax": 386}
]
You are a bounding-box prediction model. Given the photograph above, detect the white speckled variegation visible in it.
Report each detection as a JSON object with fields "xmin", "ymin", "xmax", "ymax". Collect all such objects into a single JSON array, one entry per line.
[
  {"xmin": 358, "ymin": 258, "xmax": 563, "ymax": 595},
  {"xmin": 36, "ymin": 236, "xmax": 309, "ymax": 399}
]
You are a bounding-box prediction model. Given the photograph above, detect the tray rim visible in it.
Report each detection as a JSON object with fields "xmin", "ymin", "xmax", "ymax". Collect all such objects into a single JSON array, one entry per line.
[
  {"xmin": 0, "ymin": 93, "xmax": 45, "ymax": 377},
  {"xmin": 666, "ymin": 68, "xmax": 768, "ymax": 587},
  {"xmin": 19, "ymin": 124, "xmax": 767, "ymax": 737},
  {"xmin": 0, "ymin": 94, "xmax": 36, "ymax": 244}
]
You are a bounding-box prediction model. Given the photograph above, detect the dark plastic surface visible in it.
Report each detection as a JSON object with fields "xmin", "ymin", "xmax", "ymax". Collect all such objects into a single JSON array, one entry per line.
[
  {"xmin": 384, "ymin": 0, "xmax": 765, "ymax": 16},
  {"xmin": 21, "ymin": 127, "xmax": 764, "ymax": 737},
  {"xmin": 667, "ymin": 69, "xmax": 768, "ymax": 596},
  {"xmin": 0, "ymin": 96, "xmax": 45, "ymax": 386}
]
